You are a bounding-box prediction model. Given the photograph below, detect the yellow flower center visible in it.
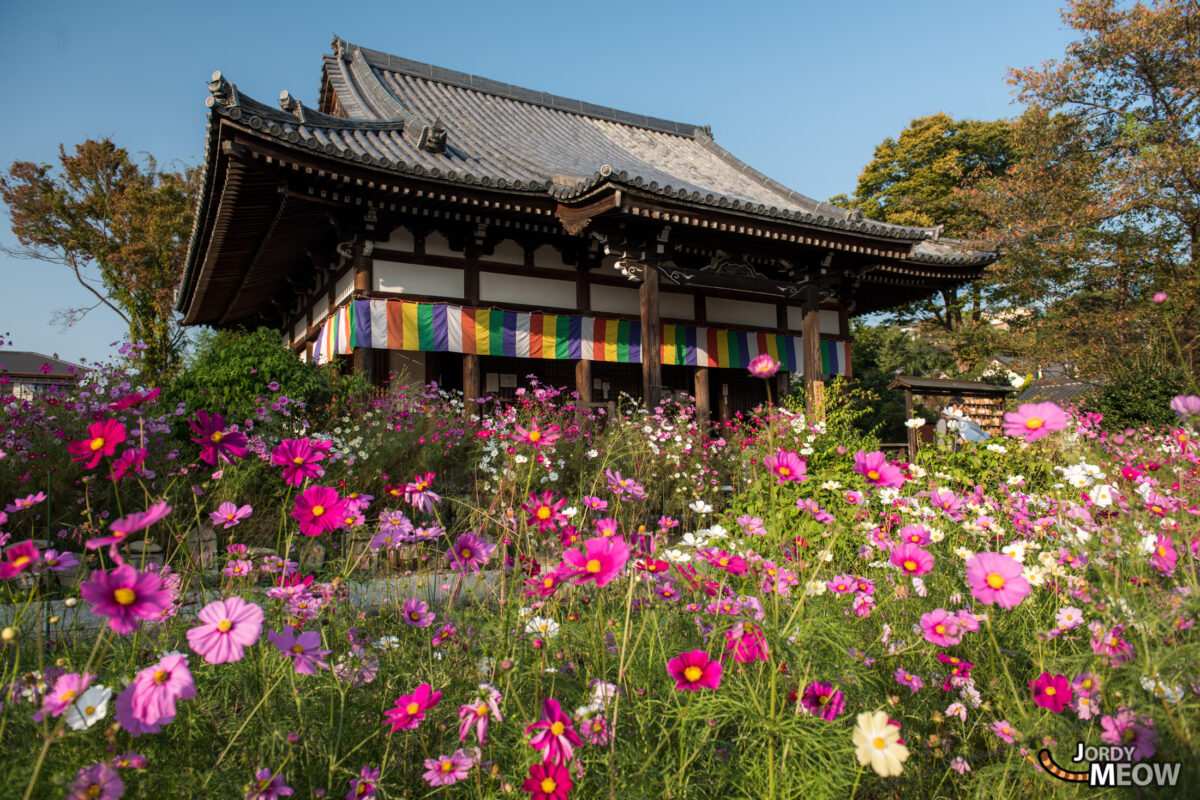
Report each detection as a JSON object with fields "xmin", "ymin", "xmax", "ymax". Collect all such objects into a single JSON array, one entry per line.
[
  {"xmin": 153, "ymin": 669, "xmax": 169, "ymax": 685},
  {"xmin": 311, "ymin": 505, "xmax": 325, "ymax": 517},
  {"xmin": 529, "ymin": 430, "xmax": 542, "ymax": 442},
  {"xmin": 113, "ymin": 588, "xmax": 136, "ymax": 606},
  {"xmin": 543, "ymin": 577, "xmax": 554, "ymax": 588},
  {"xmin": 550, "ymin": 721, "xmax": 565, "ymax": 735},
  {"xmin": 477, "ymin": 704, "xmax": 489, "ymax": 715},
  {"xmin": 719, "ymin": 557, "xmax": 729, "ymax": 566},
  {"xmin": 410, "ymin": 612, "xmax": 421, "ymax": 621},
  {"xmin": 62, "ymin": 689, "xmax": 77, "ymax": 702},
  {"xmin": 1082, "ymin": 679, "xmax": 1092, "ymax": 689},
  {"xmin": 406, "ymin": 702, "xmax": 420, "ymax": 715},
  {"xmin": 90, "ymin": 437, "xmax": 105, "ymax": 451},
  {"xmin": 903, "ymin": 560, "xmax": 917, "ymax": 572},
  {"xmin": 872, "ymin": 736, "xmax": 886, "ymax": 750},
  {"xmin": 867, "ymin": 470, "xmax": 880, "ymax": 481},
  {"xmin": 935, "ymin": 624, "xmax": 946, "ymax": 634},
  {"xmin": 293, "ymin": 456, "xmax": 305, "ymax": 465},
  {"xmin": 986, "ymin": 573, "xmax": 1006, "ymax": 589},
  {"xmin": 684, "ymin": 666, "xmax": 703, "ymax": 682},
  {"xmin": 87, "ymin": 787, "xmax": 102, "ymax": 799},
  {"xmin": 586, "ymin": 559, "xmax": 602, "ymax": 574},
  {"xmin": 536, "ymin": 507, "xmax": 552, "ymax": 520},
  {"xmin": 541, "ymin": 778, "xmax": 557, "ymax": 793},
  {"xmin": 1045, "ymin": 686, "xmax": 1056, "ymax": 696},
  {"xmin": 85, "ymin": 705, "xmax": 96, "ymax": 715},
  {"xmin": 211, "ymin": 431, "xmax": 224, "ymax": 442},
  {"xmin": 1024, "ymin": 417, "xmax": 1044, "ymax": 430},
  {"xmin": 441, "ymin": 760, "xmax": 453, "ymax": 773},
  {"xmin": 1123, "ymin": 728, "xmax": 1136, "ymax": 742},
  {"xmin": 12, "ymin": 556, "xmax": 31, "ymax": 569},
  {"xmin": 460, "ymin": 548, "xmax": 472, "ymax": 559},
  {"xmin": 292, "ymin": 644, "xmax": 305, "ymax": 654},
  {"xmin": 217, "ymin": 619, "xmax": 233, "ymax": 633},
  {"xmin": 1158, "ymin": 546, "xmax": 1167, "ymax": 557},
  {"xmin": 778, "ymin": 466, "xmax": 791, "ymax": 476}
]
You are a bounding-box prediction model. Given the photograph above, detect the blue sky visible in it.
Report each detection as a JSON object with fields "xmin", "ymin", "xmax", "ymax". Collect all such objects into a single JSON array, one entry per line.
[{"xmin": 0, "ymin": 0, "xmax": 1074, "ymax": 365}]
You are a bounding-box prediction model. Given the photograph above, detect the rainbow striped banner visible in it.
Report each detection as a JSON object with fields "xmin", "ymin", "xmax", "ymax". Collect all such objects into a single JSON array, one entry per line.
[{"xmin": 310, "ymin": 298, "xmax": 849, "ymax": 374}]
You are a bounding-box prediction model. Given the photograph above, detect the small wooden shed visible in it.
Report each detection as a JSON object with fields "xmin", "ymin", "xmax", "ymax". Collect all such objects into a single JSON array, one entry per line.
[{"xmin": 888, "ymin": 376, "xmax": 1016, "ymax": 456}]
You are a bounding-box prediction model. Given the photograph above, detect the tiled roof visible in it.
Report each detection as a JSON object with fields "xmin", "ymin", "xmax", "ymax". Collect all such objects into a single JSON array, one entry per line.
[
  {"xmin": 0, "ymin": 351, "xmax": 85, "ymax": 376},
  {"xmin": 199, "ymin": 36, "xmax": 995, "ymax": 265},
  {"xmin": 1017, "ymin": 379, "xmax": 1096, "ymax": 405}
]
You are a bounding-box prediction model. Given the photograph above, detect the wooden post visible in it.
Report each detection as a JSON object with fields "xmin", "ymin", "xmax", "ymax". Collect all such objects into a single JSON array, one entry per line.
[
  {"xmin": 695, "ymin": 366, "xmax": 710, "ymax": 422},
  {"xmin": 640, "ymin": 263, "xmax": 662, "ymax": 409},
  {"xmin": 575, "ymin": 358, "xmax": 592, "ymax": 424},
  {"xmin": 463, "ymin": 354, "xmax": 481, "ymax": 418},
  {"xmin": 905, "ymin": 387, "xmax": 917, "ymax": 460},
  {"xmin": 839, "ymin": 306, "xmax": 853, "ymax": 378},
  {"xmin": 802, "ymin": 282, "xmax": 824, "ymax": 419}
]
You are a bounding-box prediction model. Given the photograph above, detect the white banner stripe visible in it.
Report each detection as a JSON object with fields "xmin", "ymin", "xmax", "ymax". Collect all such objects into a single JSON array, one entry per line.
[
  {"xmin": 516, "ymin": 312, "xmax": 531, "ymax": 358},
  {"xmin": 447, "ymin": 306, "xmax": 463, "ymax": 353},
  {"xmin": 580, "ymin": 317, "xmax": 594, "ymax": 361},
  {"xmin": 370, "ymin": 299, "xmax": 388, "ymax": 348}
]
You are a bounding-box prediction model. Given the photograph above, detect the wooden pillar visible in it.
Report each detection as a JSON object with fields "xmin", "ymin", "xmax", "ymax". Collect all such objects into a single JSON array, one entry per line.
[
  {"xmin": 905, "ymin": 388, "xmax": 917, "ymax": 460},
  {"xmin": 463, "ymin": 354, "xmax": 481, "ymax": 418},
  {"xmin": 640, "ymin": 263, "xmax": 662, "ymax": 409},
  {"xmin": 839, "ymin": 306, "xmax": 853, "ymax": 378},
  {"xmin": 575, "ymin": 358, "xmax": 592, "ymax": 424},
  {"xmin": 695, "ymin": 366, "xmax": 710, "ymax": 422},
  {"xmin": 802, "ymin": 282, "xmax": 824, "ymax": 419}
]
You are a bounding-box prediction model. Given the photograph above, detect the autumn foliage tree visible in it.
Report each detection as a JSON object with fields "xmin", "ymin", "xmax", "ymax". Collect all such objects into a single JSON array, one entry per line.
[
  {"xmin": 966, "ymin": 0, "xmax": 1200, "ymax": 379},
  {"xmin": 1, "ymin": 138, "xmax": 201, "ymax": 383}
]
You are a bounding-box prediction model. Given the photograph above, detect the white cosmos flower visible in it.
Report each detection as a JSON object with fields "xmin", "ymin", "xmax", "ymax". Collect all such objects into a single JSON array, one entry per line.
[
  {"xmin": 1141, "ymin": 675, "xmax": 1185, "ymax": 704},
  {"xmin": 525, "ymin": 617, "xmax": 560, "ymax": 638},
  {"xmin": 821, "ymin": 480, "xmax": 843, "ymax": 491},
  {"xmin": 853, "ymin": 711, "xmax": 909, "ymax": 777},
  {"xmin": 689, "ymin": 500, "xmax": 713, "ymax": 514},
  {"xmin": 905, "ymin": 417, "xmax": 926, "ymax": 429},
  {"xmin": 664, "ymin": 548, "xmax": 691, "ymax": 563},
  {"xmin": 64, "ymin": 685, "xmax": 112, "ymax": 731},
  {"xmin": 1091, "ymin": 485, "xmax": 1115, "ymax": 507},
  {"xmin": 987, "ymin": 443, "xmax": 1008, "ymax": 454},
  {"xmin": 680, "ymin": 532, "xmax": 708, "ymax": 548}
]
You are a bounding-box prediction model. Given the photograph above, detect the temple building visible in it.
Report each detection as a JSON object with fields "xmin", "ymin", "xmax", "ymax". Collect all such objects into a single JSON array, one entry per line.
[{"xmin": 178, "ymin": 37, "xmax": 996, "ymax": 417}]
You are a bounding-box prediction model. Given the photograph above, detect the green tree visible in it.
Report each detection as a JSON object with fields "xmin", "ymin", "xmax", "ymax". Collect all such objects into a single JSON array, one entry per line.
[
  {"xmin": 832, "ymin": 114, "xmax": 1017, "ymax": 370},
  {"xmin": 1, "ymin": 138, "xmax": 201, "ymax": 384},
  {"xmin": 967, "ymin": 0, "xmax": 1200, "ymax": 379}
]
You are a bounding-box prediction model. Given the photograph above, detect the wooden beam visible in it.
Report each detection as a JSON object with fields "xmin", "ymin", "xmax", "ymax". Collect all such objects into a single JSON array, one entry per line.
[
  {"xmin": 802, "ymin": 281, "xmax": 823, "ymax": 419},
  {"xmin": 695, "ymin": 366, "xmax": 710, "ymax": 422},
  {"xmin": 640, "ymin": 264, "xmax": 662, "ymax": 409},
  {"xmin": 463, "ymin": 353, "xmax": 481, "ymax": 418}
]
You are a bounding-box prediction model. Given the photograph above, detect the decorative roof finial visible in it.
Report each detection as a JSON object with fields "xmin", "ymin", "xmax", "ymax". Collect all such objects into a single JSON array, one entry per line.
[
  {"xmin": 331, "ymin": 35, "xmax": 348, "ymax": 60},
  {"xmin": 206, "ymin": 71, "xmax": 239, "ymax": 108}
]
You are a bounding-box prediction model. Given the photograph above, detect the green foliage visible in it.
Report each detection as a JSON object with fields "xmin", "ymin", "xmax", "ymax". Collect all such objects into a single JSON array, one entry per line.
[{"xmin": 1084, "ymin": 354, "xmax": 1191, "ymax": 429}]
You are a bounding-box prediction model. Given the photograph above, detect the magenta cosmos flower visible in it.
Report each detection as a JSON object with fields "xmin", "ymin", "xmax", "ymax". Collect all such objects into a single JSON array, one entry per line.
[
  {"xmin": 853, "ymin": 450, "xmax": 904, "ymax": 489},
  {"xmin": 347, "ymin": 765, "xmax": 379, "ymax": 800},
  {"xmin": 190, "ymin": 410, "xmax": 249, "ymax": 465},
  {"xmin": 402, "ymin": 597, "xmax": 436, "ymax": 628},
  {"xmin": 210, "ymin": 502, "xmax": 253, "ymax": 530},
  {"xmin": 67, "ymin": 762, "xmax": 123, "ymax": 800},
  {"xmin": 894, "ymin": 668, "xmax": 924, "ymax": 692},
  {"xmin": 458, "ymin": 685, "xmax": 503, "ymax": 744},
  {"xmin": 767, "ymin": 448, "xmax": 807, "ymax": 484},
  {"xmin": 267, "ymin": 628, "xmax": 331, "ymax": 674},
  {"xmin": 965, "ymin": 551, "xmax": 1031, "ymax": 609},
  {"xmin": 526, "ymin": 697, "xmax": 583, "ymax": 765},
  {"xmin": 127, "ymin": 653, "xmax": 197, "ymax": 727},
  {"xmin": 86, "ymin": 501, "xmax": 173, "ymax": 556},
  {"xmin": 1002, "ymin": 402, "xmax": 1069, "ymax": 442},
  {"xmin": 800, "ymin": 681, "xmax": 845, "ymax": 721},
  {"xmin": 81, "ymin": 564, "xmax": 172, "ymax": 634},
  {"xmin": 522, "ymin": 490, "xmax": 569, "ymax": 533},
  {"xmin": 0, "ymin": 539, "xmax": 39, "ymax": 580},
  {"xmin": 403, "ymin": 472, "xmax": 442, "ymax": 514},
  {"xmin": 561, "ymin": 534, "xmax": 630, "ymax": 588},
  {"xmin": 513, "ymin": 420, "xmax": 562, "ymax": 449},
  {"xmin": 747, "ymin": 353, "xmax": 780, "ymax": 378},
  {"xmin": 920, "ymin": 609, "xmax": 964, "ymax": 646},
  {"xmin": 667, "ymin": 650, "xmax": 722, "ymax": 691},
  {"xmin": 447, "ymin": 532, "xmax": 495, "ymax": 574},
  {"xmin": 523, "ymin": 762, "xmax": 572, "ymax": 800},
  {"xmin": 384, "ymin": 683, "xmax": 442, "ymax": 731},
  {"xmin": 109, "ymin": 447, "xmax": 148, "ymax": 482},
  {"xmin": 40, "ymin": 671, "xmax": 94, "ymax": 719},
  {"xmin": 1100, "ymin": 708, "xmax": 1158, "ymax": 760},
  {"xmin": 890, "ymin": 543, "xmax": 934, "ymax": 577},
  {"xmin": 1170, "ymin": 394, "xmax": 1200, "ymax": 423},
  {"xmin": 1030, "ymin": 672, "xmax": 1072, "ymax": 713},
  {"xmin": 187, "ymin": 596, "xmax": 264, "ymax": 664},
  {"xmin": 247, "ymin": 768, "xmax": 294, "ymax": 800},
  {"xmin": 291, "ymin": 486, "xmax": 346, "ymax": 537},
  {"xmin": 67, "ymin": 418, "xmax": 126, "ymax": 469},
  {"xmin": 422, "ymin": 749, "xmax": 474, "ymax": 787},
  {"xmin": 271, "ymin": 438, "xmax": 328, "ymax": 486}
]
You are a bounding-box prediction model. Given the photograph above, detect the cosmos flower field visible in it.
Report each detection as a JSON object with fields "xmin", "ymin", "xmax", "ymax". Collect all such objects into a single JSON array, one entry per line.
[{"xmin": 2, "ymin": 358, "xmax": 1200, "ymax": 799}]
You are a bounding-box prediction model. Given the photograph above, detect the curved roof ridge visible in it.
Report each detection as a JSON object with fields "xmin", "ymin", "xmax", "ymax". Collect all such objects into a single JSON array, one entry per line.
[{"xmin": 333, "ymin": 35, "xmax": 702, "ymax": 137}]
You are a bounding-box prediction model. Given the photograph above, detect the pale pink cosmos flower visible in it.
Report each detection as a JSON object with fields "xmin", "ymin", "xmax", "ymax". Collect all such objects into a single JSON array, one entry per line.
[
  {"xmin": 210, "ymin": 502, "xmax": 253, "ymax": 529},
  {"xmin": 422, "ymin": 749, "xmax": 474, "ymax": 787},
  {"xmin": 560, "ymin": 535, "xmax": 630, "ymax": 588},
  {"xmin": 38, "ymin": 672, "xmax": 94, "ymax": 720},
  {"xmin": 920, "ymin": 609, "xmax": 963, "ymax": 647},
  {"xmin": 747, "ymin": 353, "xmax": 780, "ymax": 378},
  {"xmin": 1002, "ymin": 402, "xmax": 1069, "ymax": 442},
  {"xmin": 80, "ymin": 564, "xmax": 172, "ymax": 634},
  {"xmin": 186, "ymin": 596, "xmax": 264, "ymax": 664},
  {"xmin": 126, "ymin": 654, "xmax": 196, "ymax": 730},
  {"xmin": 525, "ymin": 698, "xmax": 583, "ymax": 765},
  {"xmin": 853, "ymin": 450, "xmax": 904, "ymax": 489},
  {"xmin": 767, "ymin": 449, "xmax": 807, "ymax": 484},
  {"xmin": 965, "ymin": 551, "xmax": 1031, "ymax": 609}
]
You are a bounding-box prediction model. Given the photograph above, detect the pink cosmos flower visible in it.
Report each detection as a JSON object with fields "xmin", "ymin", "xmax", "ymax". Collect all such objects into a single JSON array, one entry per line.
[
  {"xmin": 991, "ymin": 719, "xmax": 1018, "ymax": 743},
  {"xmin": 447, "ymin": 532, "xmax": 495, "ymax": 574},
  {"xmin": 522, "ymin": 490, "xmax": 569, "ymax": 532},
  {"xmin": 1030, "ymin": 672, "xmax": 1072, "ymax": 713},
  {"xmin": 1151, "ymin": 534, "xmax": 1177, "ymax": 575},
  {"xmin": 853, "ymin": 450, "xmax": 904, "ymax": 489},
  {"xmin": 81, "ymin": 564, "xmax": 172, "ymax": 634},
  {"xmin": 1100, "ymin": 708, "xmax": 1158, "ymax": 760},
  {"xmin": 747, "ymin": 353, "xmax": 780, "ymax": 378},
  {"xmin": 186, "ymin": 596, "xmax": 264, "ymax": 664},
  {"xmin": 800, "ymin": 681, "xmax": 845, "ymax": 721},
  {"xmin": 894, "ymin": 668, "xmax": 924, "ymax": 692},
  {"xmin": 190, "ymin": 410, "xmax": 249, "ymax": 465},
  {"xmin": 86, "ymin": 502, "xmax": 173, "ymax": 557},
  {"xmin": 5, "ymin": 492, "xmax": 46, "ymax": 512},
  {"xmin": 291, "ymin": 486, "xmax": 346, "ymax": 537},
  {"xmin": 724, "ymin": 621, "xmax": 770, "ymax": 663},
  {"xmin": 560, "ymin": 535, "xmax": 630, "ymax": 588},
  {"xmin": 271, "ymin": 438, "xmax": 328, "ymax": 486},
  {"xmin": 1002, "ymin": 402, "xmax": 1069, "ymax": 442},
  {"xmin": 0, "ymin": 539, "xmax": 39, "ymax": 580},
  {"xmin": 247, "ymin": 768, "xmax": 294, "ymax": 800},
  {"xmin": 767, "ymin": 449, "xmax": 807, "ymax": 484},
  {"xmin": 582, "ymin": 495, "xmax": 607, "ymax": 511},
  {"xmin": 210, "ymin": 502, "xmax": 253, "ymax": 529},
  {"xmin": 67, "ymin": 418, "xmax": 126, "ymax": 469},
  {"xmin": 526, "ymin": 698, "xmax": 583, "ymax": 765},
  {"xmin": 920, "ymin": 609, "xmax": 964, "ymax": 647},
  {"xmin": 513, "ymin": 420, "xmax": 562, "ymax": 449},
  {"xmin": 402, "ymin": 597, "xmax": 436, "ymax": 628},
  {"xmin": 1170, "ymin": 394, "xmax": 1200, "ymax": 423},
  {"xmin": 458, "ymin": 685, "xmax": 503, "ymax": 744},
  {"xmin": 347, "ymin": 766, "xmax": 379, "ymax": 800},
  {"xmin": 267, "ymin": 628, "xmax": 331, "ymax": 674},
  {"xmin": 898, "ymin": 525, "xmax": 931, "ymax": 546},
  {"xmin": 667, "ymin": 650, "xmax": 722, "ymax": 691},
  {"xmin": 109, "ymin": 448, "xmax": 148, "ymax": 482},
  {"xmin": 67, "ymin": 762, "xmax": 123, "ymax": 800},
  {"xmin": 523, "ymin": 762, "xmax": 572, "ymax": 800},
  {"xmin": 965, "ymin": 552, "xmax": 1031, "ymax": 609},
  {"xmin": 128, "ymin": 654, "xmax": 197, "ymax": 728},
  {"xmin": 423, "ymin": 750, "xmax": 474, "ymax": 787},
  {"xmin": 402, "ymin": 472, "xmax": 442, "ymax": 513},
  {"xmin": 384, "ymin": 683, "xmax": 442, "ymax": 731},
  {"xmin": 109, "ymin": 387, "xmax": 160, "ymax": 411},
  {"xmin": 40, "ymin": 671, "xmax": 94, "ymax": 719},
  {"xmin": 890, "ymin": 543, "xmax": 934, "ymax": 577}
]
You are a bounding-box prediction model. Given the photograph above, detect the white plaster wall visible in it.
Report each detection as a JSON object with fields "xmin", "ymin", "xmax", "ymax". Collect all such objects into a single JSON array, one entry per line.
[
  {"xmin": 423, "ymin": 231, "xmax": 456, "ymax": 258},
  {"xmin": 706, "ymin": 297, "xmax": 775, "ymax": 327},
  {"xmin": 660, "ymin": 291, "xmax": 694, "ymax": 320},
  {"xmin": 293, "ymin": 318, "xmax": 307, "ymax": 343},
  {"xmin": 480, "ymin": 273, "xmax": 575, "ymax": 308},
  {"xmin": 335, "ymin": 270, "xmax": 355, "ymax": 305},
  {"xmin": 785, "ymin": 307, "xmax": 843, "ymax": 334},
  {"xmin": 531, "ymin": 244, "xmax": 572, "ymax": 271},
  {"xmin": 377, "ymin": 227, "xmax": 415, "ymax": 252},
  {"xmin": 313, "ymin": 305, "xmax": 329, "ymax": 325},
  {"xmin": 374, "ymin": 261, "xmax": 464, "ymax": 298},
  {"xmin": 590, "ymin": 284, "xmax": 639, "ymax": 316},
  {"xmin": 488, "ymin": 239, "xmax": 526, "ymax": 265}
]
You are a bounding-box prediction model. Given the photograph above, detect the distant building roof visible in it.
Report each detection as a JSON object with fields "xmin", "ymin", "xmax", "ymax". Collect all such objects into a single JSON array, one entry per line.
[
  {"xmin": 1017, "ymin": 377, "xmax": 1095, "ymax": 405},
  {"xmin": 888, "ymin": 376, "xmax": 1017, "ymax": 396},
  {"xmin": 0, "ymin": 351, "xmax": 85, "ymax": 378}
]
